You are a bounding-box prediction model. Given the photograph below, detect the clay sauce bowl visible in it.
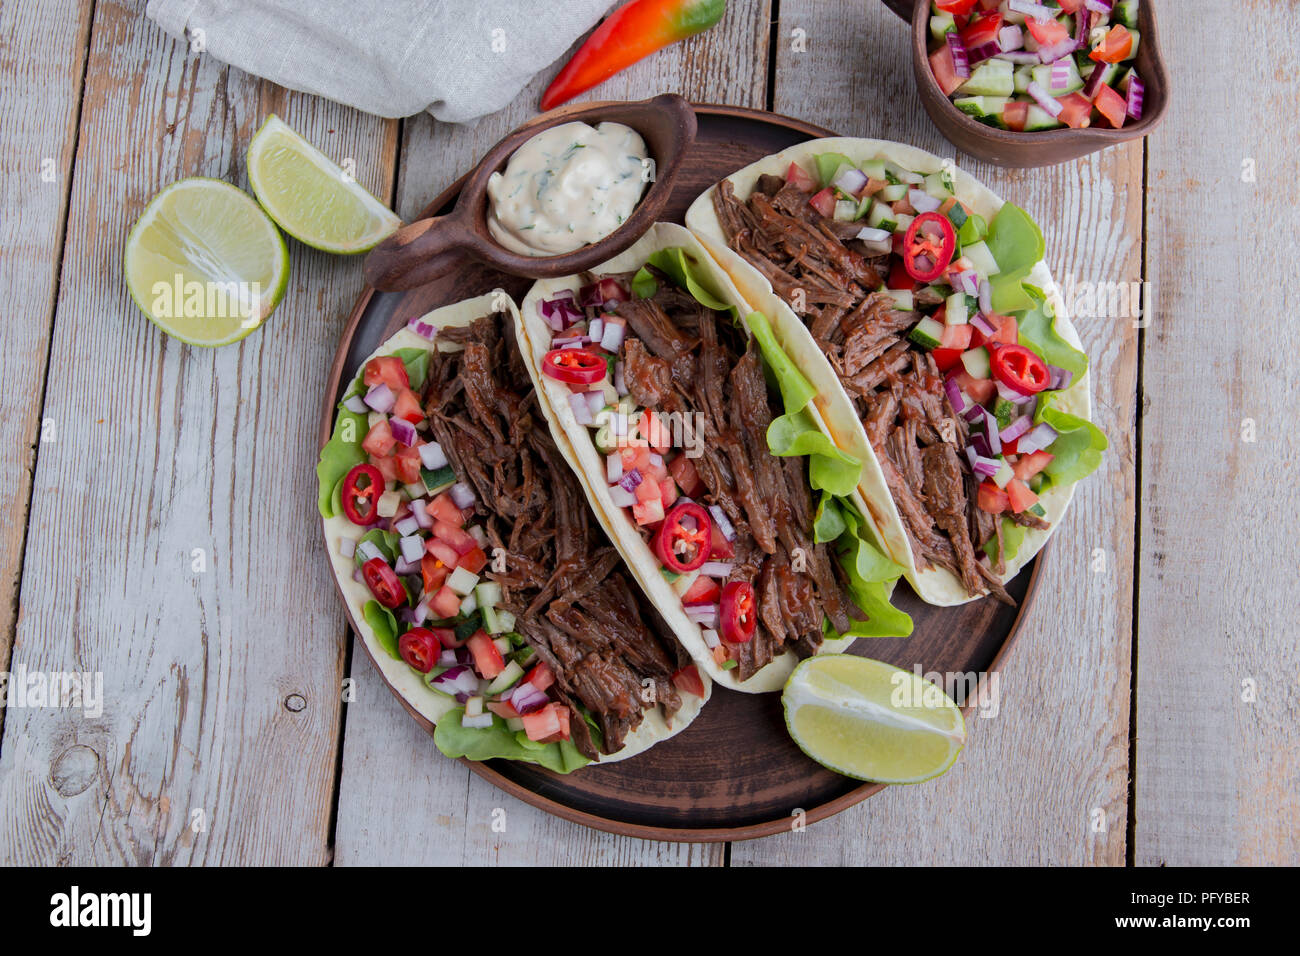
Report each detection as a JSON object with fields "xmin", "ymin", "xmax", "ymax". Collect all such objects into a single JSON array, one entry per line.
[
  {"xmin": 882, "ymin": 0, "xmax": 1168, "ymax": 167},
  {"xmin": 364, "ymin": 93, "xmax": 697, "ymax": 291}
]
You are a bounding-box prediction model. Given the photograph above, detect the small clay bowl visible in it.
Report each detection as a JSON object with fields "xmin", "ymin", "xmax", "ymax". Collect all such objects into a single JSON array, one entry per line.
[
  {"xmin": 883, "ymin": 0, "xmax": 1168, "ymax": 167},
  {"xmin": 364, "ymin": 93, "xmax": 697, "ymax": 291}
]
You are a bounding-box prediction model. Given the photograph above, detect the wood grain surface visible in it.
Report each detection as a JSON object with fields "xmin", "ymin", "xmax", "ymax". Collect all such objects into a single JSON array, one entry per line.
[{"xmin": 0, "ymin": 0, "xmax": 1290, "ymax": 866}]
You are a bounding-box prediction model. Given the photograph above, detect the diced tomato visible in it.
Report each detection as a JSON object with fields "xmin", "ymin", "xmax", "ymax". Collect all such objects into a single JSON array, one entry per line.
[
  {"xmin": 1094, "ymin": 84, "xmax": 1128, "ymax": 128},
  {"xmin": 1006, "ymin": 478, "xmax": 1040, "ymax": 513},
  {"xmin": 888, "ymin": 257, "xmax": 916, "ymax": 291},
  {"xmin": 633, "ymin": 498, "xmax": 665, "ymax": 526},
  {"xmin": 361, "ymin": 419, "xmax": 396, "ymax": 457},
  {"xmin": 1001, "ymin": 437, "xmax": 1020, "ymax": 456},
  {"xmin": 428, "ymin": 492, "xmax": 464, "ymax": 527},
  {"xmin": 638, "ymin": 411, "xmax": 671, "ymax": 452},
  {"xmin": 363, "ymin": 356, "xmax": 409, "ymax": 391},
  {"xmin": 809, "ymin": 187, "xmax": 837, "ymax": 218},
  {"xmin": 391, "ymin": 388, "xmax": 423, "ymax": 424},
  {"xmin": 668, "ymin": 455, "xmax": 704, "ymax": 497},
  {"xmin": 891, "ymin": 195, "xmax": 916, "ymax": 217},
  {"xmin": 394, "ymin": 445, "xmax": 423, "ymax": 484},
  {"xmin": 785, "ymin": 161, "xmax": 818, "ymax": 193},
  {"xmin": 457, "ymin": 547, "xmax": 487, "ymax": 574},
  {"xmin": 682, "ymin": 575, "xmax": 721, "ymax": 605},
  {"xmin": 429, "ymin": 585, "xmax": 462, "ymax": 619},
  {"xmin": 935, "ymin": 0, "xmax": 978, "ymax": 14},
  {"xmin": 524, "ymin": 661, "xmax": 555, "ymax": 693},
  {"xmin": 433, "ymin": 520, "xmax": 477, "ymax": 555},
  {"xmin": 1003, "ymin": 100, "xmax": 1029, "ymax": 133},
  {"xmin": 521, "ymin": 703, "xmax": 562, "ymax": 742},
  {"xmin": 671, "ymin": 664, "xmax": 706, "ymax": 698},
  {"xmin": 1056, "ymin": 0, "xmax": 1083, "ymax": 11},
  {"xmin": 977, "ymin": 0, "xmax": 999, "ymax": 9},
  {"xmin": 977, "ymin": 480, "xmax": 1010, "ymax": 514},
  {"xmin": 1025, "ymin": 16, "xmax": 1070, "ymax": 47},
  {"xmin": 932, "ymin": 348, "xmax": 964, "ymax": 374},
  {"xmin": 421, "ymin": 554, "xmax": 449, "ymax": 595},
  {"xmin": 660, "ymin": 478, "xmax": 679, "ymax": 511},
  {"xmin": 710, "ymin": 644, "xmax": 729, "ymax": 667},
  {"xmin": 486, "ymin": 699, "xmax": 520, "ymax": 720},
  {"xmin": 620, "ymin": 444, "xmax": 652, "ymax": 473},
  {"xmin": 642, "ymin": 457, "xmax": 669, "ymax": 485},
  {"xmin": 1013, "ymin": 451, "xmax": 1055, "ymax": 482},
  {"xmin": 1090, "ymin": 24, "xmax": 1133, "ymax": 63},
  {"xmin": 960, "ymin": 11, "xmax": 1002, "ymax": 49},
  {"xmin": 549, "ymin": 706, "xmax": 571, "ymax": 742},
  {"xmin": 709, "ymin": 521, "xmax": 735, "ymax": 559},
  {"xmin": 939, "ymin": 323, "xmax": 973, "ymax": 350},
  {"xmin": 635, "ymin": 475, "xmax": 661, "ymax": 503},
  {"xmin": 971, "ymin": 313, "xmax": 1019, "ymax": 349},
  {"xmin": 1056, "ymin": 92, "xmax": 1094, "ymax": 130},
  {"xmin": 425, "ymin": 538, "xmax": 459, "ymax": 570},
  {"xmin": 428, "ymin": 627, "xmax": 457, "ymax": 648},
  {"xmin": 370, "ymin": 455, "xmax": 397, "ymax": 483},
  {"xmin": 952, "ymin": 369, "xmax": 997, "ymax": 404},
  {"xmin": 467, "ymin": 630, "xmax": 505, "ymax": 679},
  {"xmin": 929, "ymin": 44, "xmax": 964, "ymax": 99}
]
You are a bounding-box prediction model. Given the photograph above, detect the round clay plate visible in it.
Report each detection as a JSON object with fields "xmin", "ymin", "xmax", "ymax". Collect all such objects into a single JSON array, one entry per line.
[{"xmin": 321, "ymin": 105, "xmax": 1043, "ymax": 842}]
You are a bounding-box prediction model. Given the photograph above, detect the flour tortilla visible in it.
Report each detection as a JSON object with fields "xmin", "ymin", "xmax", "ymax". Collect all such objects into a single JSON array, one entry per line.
[
  {"xmin": 517, "ymin": 223, "xmax": 858, "ymax": 693},
  {"xmin": 685, "ymin": 138, "xmax": 1092, "ymax": 606},
  {"xmin": 322, "ymin": 293, "xmax": 708, "ymax": 763}
]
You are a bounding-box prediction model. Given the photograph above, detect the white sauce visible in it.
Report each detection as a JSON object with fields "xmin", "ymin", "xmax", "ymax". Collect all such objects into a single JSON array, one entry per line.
[{"xmin": 486, "ymin": 121, "xmax": 649, "ymax": 257}]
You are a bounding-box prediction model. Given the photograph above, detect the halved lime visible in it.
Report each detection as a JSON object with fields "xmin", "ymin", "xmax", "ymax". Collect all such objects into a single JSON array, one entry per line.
[
  {"xmin": 124, "ymin": 178, "xmax": 289, "ymax": 347},
  {"xmin": 783, "ymin": 655, "xmax": 966, "ymax": 784},
  {"xmin": 247, "ymin": 115, "xmax": 401, "ymax": 254}
]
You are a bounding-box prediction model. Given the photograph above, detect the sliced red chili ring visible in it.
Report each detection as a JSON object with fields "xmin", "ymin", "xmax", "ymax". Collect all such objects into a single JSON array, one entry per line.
[
  {"xmin": 361, "ymin": 557, "xmax": 405, "ymax": 609},
  {"xmin": 989, "ymin": 344, "xmax": 1050, "ymax": 395},
  {"xmin": 397, "ymin": 627, "xmax": 440, "ymax": 673},
  {"xmin": 719, "ymin": 581, "xmax": 757, "ymax": 644},
  {"xmin": 341, "ymin": 463, "xmax": 384, "ymax": 526},
  {"xmin": 653, "ymin": 501, "xmax": 712, "ymax": 574},
  {"xmin": 542, "ymin": 348, "xmax": 607, "ymax": 385},
  {"xmin": 902, "ymin": 212, "xmax": 957, "ymax": 283}
]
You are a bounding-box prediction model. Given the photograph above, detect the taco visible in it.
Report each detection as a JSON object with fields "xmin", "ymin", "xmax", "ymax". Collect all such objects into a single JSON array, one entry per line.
[
  {"xmin": 517, "ymin": 223, "xmax": 912, "ymax": 694},
  {"xmin": 317, "ymin": 293, "xmax": 710, "ymax": 772},
  {"xmin": 686, "ymin": 138, "xmax": 1106, "ymax": 606}
]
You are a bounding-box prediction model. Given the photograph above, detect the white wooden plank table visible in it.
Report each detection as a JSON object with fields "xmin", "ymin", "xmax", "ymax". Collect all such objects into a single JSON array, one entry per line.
[{"xmin": 0, "ymin": 0, "xmax": 1292, "ymax": 866}]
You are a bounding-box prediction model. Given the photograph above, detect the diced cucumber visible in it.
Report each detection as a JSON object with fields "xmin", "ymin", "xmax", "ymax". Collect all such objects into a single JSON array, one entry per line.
[
  {"xmin": 420, "ymin": 465, "xmax": 456, "ymax": 495},
  {"xmin": 924, "ymin": 170, "xmax": 955, "ymax": 200},
  {"xmin": 492, "ymin": 636, "xmax": 512, "ymax": 657},
  {"xmin": 961, "ymin": 240, "xmax": 1001, "ymax": 277},
  {"xmin": 954, "ymin": 95, "xmax": 1012, "ymax": 121},
  {"xmin": 834, "ymin": 199, "xmax": 858, "ymax": 221},
  {"xmin": 860, "ymin": 159, "xmax": 888, "ymax": 181},
  {"xmin": 465, "ymin": 695, "xmax": 484, "ymax": 717},
  {"xmin": 959, "ymin": 59, "xmax": 1014, "ymax": 98},
  {"xmin": 1082, "ymin": 60, "xmax": 1122, "ymax": 87},
  {"xmin": 993, "ymin": 397, "xmax": 1019, "ymax": 430},
  {"xmin": 480, "ymin": 603, "xmax": 502, "ymax": 634},
  {"xmin": 908, "ymin": 317, "xmax": 945, "ymax": 350},
  {"xmin": 992, "ymin": 459, "xmax": 1015, "ymax": 489},
  {"xmin": 1031, "ymin": 59, "xmax": 1082, "ymax": 96},
  {"xmin": 885, "ymin": 289, "xmax": 914, "ymax": 311},
  {"xmin": 447, "ymin": 566, "xmax": 480, "ymax": 596},
  {"xmin": 884, "ymin": 161, "xmax": 924, "ymax": 185},
  {"xmin": 1014, "ymin": 65, "xmax": 1035, "ymax": 94},
  {"xmin": 867, "ymin": 201, "xmax": 898, "ymax": 232},
  {"xmin": 485, "ymin": 660, "xmax": 524, "ymax": 696},
  {"xmin": 1122, "ymin": 30, "xmax": 1140, "ymax": 60},
  {"xmin": 893, "ymin": 212, "xmax": 916, "ymax": 235},
  {"xmin": 721, "ymin": 659, "xmax": 738, "ymax": 671},
  {"xmin": 1023, "ymin": 104, "xmax": 1064, "ymax": 131},
  {"xmin": 929, "ymin": 12, "xmax": 956, "ymax": 42},
  {"xmin": 453, "ymin": 610, "xmax": 482, "ymax": 641},
  {"xmin": 815, "ymin": 152, "xmax": 853, "ymax": 188},
  {"xmin": 506, "ymin": 717, "xmax": 525, "ymax": 733},
  {"xmin": 854, "ymin": 193, "xmax": 875, "ymax": 220},
  {"xmin": 458, "ymin": 591, "xmax": 477, "ymax": 616},
  {"xmin": 958, "ymin": 213, "xmax": 987, "ymax": 246},
  {"xmin": 1029, "ymin": 502, "xmax": 1048, "ymax": 517},
  {"xmin": 512, "ymin": 644, "xmax": 537, "ymax": 668},
  {"xmin": 877, "ymin": 183, "xmax": 908, "ymax": 203},
  {"xmin": 496, "ymin": 609, "xmax": 516, "ymax": 634},
  {"xmin": 1115, "ymin": 0, "xmax": 1139, "ymax": 29},
  {"xmin": 961, "ymin": 347, "xmax": 991, "ymax": 380},
  {"xmin": 1114, "ymin": 66, "xmax": 1139, "ymax": 94},
  {"xmin": 475, "ymin": 581, "xmax": 503, "ymax": 609},
  {"xmin": 945, "ymin": 291, "xmax": 969, "ymax": 326}
]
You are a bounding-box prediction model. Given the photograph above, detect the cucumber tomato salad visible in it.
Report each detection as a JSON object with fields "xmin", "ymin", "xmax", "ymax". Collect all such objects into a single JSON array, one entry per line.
[{"xmin": 929, "ymin": 0, "xmax": 1146, "ymax": 132}]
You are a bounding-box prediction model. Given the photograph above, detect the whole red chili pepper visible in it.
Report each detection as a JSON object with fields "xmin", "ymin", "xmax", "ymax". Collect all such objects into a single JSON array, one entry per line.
[{"xmin": 540, "ymin": 0, "xmax": 727, "ymax": 111}]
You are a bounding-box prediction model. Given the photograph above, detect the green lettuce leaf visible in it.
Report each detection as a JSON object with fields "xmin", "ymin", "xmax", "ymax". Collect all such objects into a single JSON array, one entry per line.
[
  {"xmin": 433, "ymin": 710, "xmax": 591, "ymax": 773},
  {"xmin": 815, "ymin": 152, "xmax": 854, "ymax": 188},
  {"xmin": 631, "ymin": 266, "xmax": 658, "ymax": 299},
  {"xmin": 767, "ymin": 410, "xmax": 861, "ymax": 497},
  {"xmin": 354, "ymin": 528, "xmax": 400, "ymax": 568},
  {"xmin": 983, "ymin": 519, "xmax": 1028, "ymax": 564},
  {"xmin": 986, "ymin": 203, "xmax": 1045, "ymax": 315},
  {"xmin": 316, "ymin": 385, "xmax": 367, "ymax": 518},
  {"xmin": 1035, "ymin": 390, "xmax": 1108, "ymax": 488},
  {"xmin": 1018, "ymin": 301, "xmax": 1089, "ymax": 379},
  {"xmin": 813, "ymin": 493, "xmax": 847, "ymax": 545},
  {"xmin": 362, "ymin": 599, "xmax": 401, "ymax": 659},
  {"xmin": 393, "ymin": 347, "xmax": 431, "ymax": 390},
  {"xmin": 832, "ymin": 500, "xmax": 913, "ymax": 638},
  {"xmin": 645, "ymin": 247, "xmax": 733, "ymax": 312}
]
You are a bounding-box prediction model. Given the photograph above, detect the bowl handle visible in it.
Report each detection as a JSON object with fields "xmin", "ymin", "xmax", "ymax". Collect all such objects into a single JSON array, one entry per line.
[
  {"xmin": 880, "ymin": 0, "xmax": 915, "ymax": 22},
  {"xmin": 364, "ymin": 213, "xmax": 472, "ymax": 291}
]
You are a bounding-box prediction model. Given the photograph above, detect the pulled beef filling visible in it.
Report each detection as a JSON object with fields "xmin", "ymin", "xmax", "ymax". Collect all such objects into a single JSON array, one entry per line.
[
  {"xmin": 601, "ymin": 272, "xmax": 861, "ymax": 680},
  {"xmin": 422, "ymin": 313, "xmax": 689, "ymax": 758},
  {"xmin": 712, "ymin": 176, "xmax": 1017, "ymax": 604}
]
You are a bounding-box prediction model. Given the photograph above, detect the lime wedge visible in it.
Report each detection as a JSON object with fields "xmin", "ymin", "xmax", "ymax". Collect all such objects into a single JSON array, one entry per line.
[
  {"xmin": 124, "ymin": 177, "xmax": 289, "ymax": 347},
  {"xmin": 247, "ymin": 115, "xmax": 401, "ymax": 254},
  {"xmin": 783, "ymin": 655, "xmax": 966, "ymax": 784}
]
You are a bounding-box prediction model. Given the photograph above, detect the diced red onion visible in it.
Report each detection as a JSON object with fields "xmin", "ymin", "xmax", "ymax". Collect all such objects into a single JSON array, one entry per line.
[
  {"xmin": 946, "ymin": 32, "xmax": 971, "ymax": 79},
  {"xmin": 539, "ymin": 292, "xmax": 582, "ymax": 331},
  {"xmin": 364, "ymin": 383, "xmax": 395, "ymax": 413},
  {"xmin": 399, "ymin": 534, "xmax": 424, "ymax": 564},
  {"xmin": 980, "ymin": 408, "xmax": 1003, "ymax": 455},
  {"xmin": 568, "ymin": 391, "xmax": 594, "ymax": 426},
  {"xmin": 606, "ymin": 453, "xmax": 622, "ymax": 483},
  {"xmin": 1048, "ymin": 365, "xmax": 1074, "ymax": 390},
  {"xmin": 964, "ymin": 399, "xmax": 988, "ymax": 423},
  {"xmin": 352, "ymin": 567, "xmax": 364, "ymax": 584},
  {"xmin": 998, "ymin": 24, "xmax": 1024, "ymax": 52},
  {"xmin": 608, "ymin": 484, "xmax": 637, "ymax": 508},
  {"xmin": 600, "ymin": 319, "xmax": 626, "ymax": 352},
  {"xmin": 1126, "ymin": 75, "xmax": 1145, "ymax": 120},
  {"xmin": 967, "ymin": 40, "xmax": 1002, "ymax": 66},
  {"xmin": 1074, "ymin": 11, "xmax": 1089, "ymax": 50},
  {"xmin": 909, "ymin": 189, "xmax": 943, "ymax": 214},
  {"xmin": 409, "ymin": 498, "xmax": 432, "ymax": 530},
  {"xmin": 1082, "ymin": 62, "xmax": 1110, "ymax": 100},
  {"xmin": 511, "ymin": 681, "xmax": 549, "ymax": 715},
  {"xmin": 707, "ymin": 504, "xmax": 735, "ymax": 542},
  {"xmin": 966, "ymin": 446, "xmax": 1001, "ymax": 479},
  {"xmin": 833, "ymin": 167, "xmax": 869, "ymax": 197},
  {"xmin": 997, "ymin": 380, "xmax": 1036, "ymax": 405},
  {"xmin": 856, "ymin": 225, "xmax": 891, "ymax": 243},
  {"xmin": 578, "ymin": 282, "xmax": 604, "ymax": 309},
  {"xmin": 700, "ymin": 628, "xmax": 721, "ymax": 649},
  {"xmin": 419, "ymin": 441, "xmax": 447, "ymax": 470},
  {"xmin": 1037, "ymin": 39, "xmax": 1076, "ymax": 64},
  {"xmin": 1001, "ymin": 414, "xmax": 1034, "ymax": 443},
  {"xmin": 953, "ymin": 269, "xmax": 980, "ymax": 296},
  {"xmin": 613, "ymin": 361, "xmax": 627, "ymax": 396},
  {"xmin": 588, "ymin": 318, "xmax": 604, "ymax": 344},
  {"xmin": 618, "ymin": 468, "xmax": 643, "ymax": 493},
  {"xmin": 449, "ymin": 482, "xmax": 476, "ymax": 509},
  {"xmin": 585, "ymin": 390, "xmax": 605, "ymax": 417},
  {"xmin": 699, "ymin": 561, "xmax": 733, "ymax": 578},
  {"xmin": 344, "ymin": 394, "xmax": 369, "ymax": 414},
  {"xmin": 978, "ymin": 280, "xmax": 994, "ymax": 317},
  {"xmin": 430, "ymin": 665, "xmax": 480, "ymax": 698},
  {"xmin": 394, "ymin": 515, "xmax": 420, "ymax": 537},
  {"xmin": 944, "ymin": 376, "xmax": 968, "ymax": 414},
  {"xmin": 437, "ymin": 649, "xmax": 458, "ymax": 667},
  {"xmin": 394, "ymin": 555, "xmax": 419, "ymax": 576},
  {"xmin": 389, "ymin": 417, "xmax": 417, "ymax": 446},
  {"xmin": 1017, "ymin": 422, "xmax": 1059, "ymax": 455},
  {"xmin": 407, "ymin": 316, "xmax": 437, "ymax": 339},
  {"xmin": 1084, "ymin": 0, "xmax": 1113, "ymax": 12},
  {"xmin": 1009, "ymin": 0, "xmax": 1056, "ymax": 20},
  {"xmin": 356, "ymin": 541, "xmax": 382, "ymax": 564},
  {"xmin": 1049, "ymin": 58, "xmax": 1073, "ymax": 90},
  {"xmin": 1001, "ymin": 50, "xmax": 1043, "ymax": 64},
  {"xmin": 686, "ymin": 604, "xmax": 718, "ymax": 628},
  {"xmin": 1027, "ymin": 81, "xmax": 1065, "ymax": 116},
  {"xmin": 338, "ymin": 536, "xmax": 356, "ymax": 558}
]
